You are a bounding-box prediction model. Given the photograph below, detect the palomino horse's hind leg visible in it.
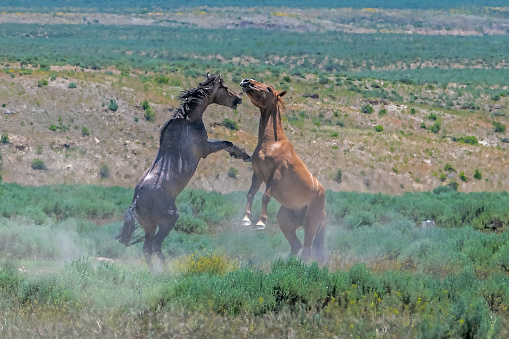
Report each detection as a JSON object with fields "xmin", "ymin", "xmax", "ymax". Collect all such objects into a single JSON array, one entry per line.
[
  {"xmin": 311, "ymin": 212, "xmax": 327, "ymax": 264},
  {"xmin": 301, "ymin": 198, "xmax": 326, "ymax": 262},
  {"xmin": 277, "ymin": 206, "xmax": 302, "ymax": 257},
  {"xmin": 153, "ymin": 208, "xmax": 179, "ymax": 263}
]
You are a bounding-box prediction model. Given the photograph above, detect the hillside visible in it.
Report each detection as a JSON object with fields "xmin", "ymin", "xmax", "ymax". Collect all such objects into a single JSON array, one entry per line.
[
  {"xmin": 1, "ymin": 5, "xmax": 509, "ymax": 194},
  {"xmin": 1, "ymin": 66, "xmax": 508, "ymax": 195}
]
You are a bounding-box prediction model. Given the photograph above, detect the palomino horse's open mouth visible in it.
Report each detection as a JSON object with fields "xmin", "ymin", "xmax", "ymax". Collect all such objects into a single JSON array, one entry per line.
[{"xmin": 240, "ymin": 78, "xmax": 255, "ymax": 92}]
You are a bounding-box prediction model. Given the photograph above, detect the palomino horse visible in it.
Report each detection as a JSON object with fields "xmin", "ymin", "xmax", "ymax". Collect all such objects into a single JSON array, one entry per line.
[
  {"xmin": 116, "ymin": 74, "xmax": 251, "ymax": 264},
  {"xmin": 240, "ymin": 79, "xmax": 327, "ymax": 262}
]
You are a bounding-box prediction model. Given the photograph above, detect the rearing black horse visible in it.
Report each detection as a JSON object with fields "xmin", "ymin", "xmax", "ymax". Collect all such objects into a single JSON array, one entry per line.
[{"xmin": 116, "ymin": 74, "xmax": 250, "ymax": 264}]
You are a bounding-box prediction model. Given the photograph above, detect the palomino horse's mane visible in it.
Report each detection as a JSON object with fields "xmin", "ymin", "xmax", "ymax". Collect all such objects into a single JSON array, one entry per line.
[{"xmin": 268, "ymin": 84, "xmax": 286, "ymax": 111}]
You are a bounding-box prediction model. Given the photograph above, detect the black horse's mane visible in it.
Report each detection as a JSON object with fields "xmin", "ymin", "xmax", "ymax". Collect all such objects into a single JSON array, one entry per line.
[
  {"xmin": 158, "ymin": 75, "xmax": 221, "ymax": 143},
  {"xmin": 171, "ymin": 75, "xmax": 219, "ymax": 120}
]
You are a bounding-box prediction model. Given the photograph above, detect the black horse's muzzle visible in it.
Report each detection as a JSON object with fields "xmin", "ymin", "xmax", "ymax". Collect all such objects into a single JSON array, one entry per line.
[{"xmin": 232, "ymin": 96, "xmax": 242, "ymax": 109}]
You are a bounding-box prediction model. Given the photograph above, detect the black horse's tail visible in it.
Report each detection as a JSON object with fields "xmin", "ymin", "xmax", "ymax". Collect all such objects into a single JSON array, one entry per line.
[{"xmin": 115, "ymin": 203, "xmax": 138, "ymax": 246}]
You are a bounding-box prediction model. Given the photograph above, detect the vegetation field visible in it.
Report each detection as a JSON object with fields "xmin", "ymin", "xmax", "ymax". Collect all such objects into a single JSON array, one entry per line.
[
  {"xmin": 0, "ymin": 184, "xmax": 509, "ymax": 337},
  {"xmin": 1, "ymin": 1, "xmax": 509, "ymax": 337}
]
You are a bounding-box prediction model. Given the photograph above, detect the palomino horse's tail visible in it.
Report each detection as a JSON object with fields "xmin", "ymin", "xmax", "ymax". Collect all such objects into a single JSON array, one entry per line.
[{"xmin": 115, "ymin": 203, "xmax": 139, "ymax": 246}]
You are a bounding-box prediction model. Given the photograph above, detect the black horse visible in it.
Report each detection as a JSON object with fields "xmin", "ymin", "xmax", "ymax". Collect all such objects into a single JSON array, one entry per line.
[{"xmin": 116, "ymin": 75, "xmax": 250, "ymax": 264}]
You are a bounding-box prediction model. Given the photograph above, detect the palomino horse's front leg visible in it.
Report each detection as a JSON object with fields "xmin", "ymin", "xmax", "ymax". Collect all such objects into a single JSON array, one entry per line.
[
  {"xmin": 241, "ymin": 173, "xmax": 262, "ymax": 226},
  {"xmin": 204, "ymin": 140, "xmax": 251, "ymax": 161}
]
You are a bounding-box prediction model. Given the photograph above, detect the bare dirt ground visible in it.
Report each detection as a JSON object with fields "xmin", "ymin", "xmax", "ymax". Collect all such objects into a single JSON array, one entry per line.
[{"xmin": 1, "ymin": 69, "xmax": 509, "ymax": 194}]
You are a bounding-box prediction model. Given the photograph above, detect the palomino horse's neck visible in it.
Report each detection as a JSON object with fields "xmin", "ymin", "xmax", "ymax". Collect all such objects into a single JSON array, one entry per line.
[{"xmin": 258, "ymin": 103, "xmax": 286, "ymax": 143}]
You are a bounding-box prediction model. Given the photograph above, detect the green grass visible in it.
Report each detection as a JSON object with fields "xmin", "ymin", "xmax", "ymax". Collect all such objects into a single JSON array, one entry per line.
[
  {"xmin": 1, "ymin": 219, "xmax": 509, "ymax": 337},
  {"xmin": 2, "ymin": 185, "xmax": 509, "ymax": 336},
  {"xmin": 2, "ymin": 22, "xmax": 509, "ymax": 87}
]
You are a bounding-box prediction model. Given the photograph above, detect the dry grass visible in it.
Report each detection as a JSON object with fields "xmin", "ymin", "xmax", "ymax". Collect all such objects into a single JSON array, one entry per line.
[{"xmin": 1, "ymin": 68, "xmax": 509, "ymax": 194}]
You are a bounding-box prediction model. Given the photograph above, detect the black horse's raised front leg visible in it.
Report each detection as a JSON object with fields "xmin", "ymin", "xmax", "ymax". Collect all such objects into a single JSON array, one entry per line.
[{"xmin": 204, "ymin": 140, "xmax": 252, "ymax": 162}]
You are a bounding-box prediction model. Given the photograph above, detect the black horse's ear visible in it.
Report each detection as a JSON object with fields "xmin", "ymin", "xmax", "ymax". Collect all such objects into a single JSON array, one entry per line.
[
  {"xmin": 206, "ymin": 72, "xmax": 211, "ymax": 79},
  {"xmin": 278, "ymin": 90, "xmax": 287, "ymax": 98}
]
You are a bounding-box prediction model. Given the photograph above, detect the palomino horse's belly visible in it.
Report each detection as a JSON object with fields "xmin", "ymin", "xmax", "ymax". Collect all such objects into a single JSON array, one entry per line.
[{"xmin": 273, "ymin": 175, "xmax": 322, "ymax": 210}]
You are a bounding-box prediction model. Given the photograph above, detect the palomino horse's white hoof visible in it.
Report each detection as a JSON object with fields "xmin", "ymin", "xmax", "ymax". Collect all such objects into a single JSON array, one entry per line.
[
  {"xmin": 241, "ymin": 217, "xmax": 252, "ymax": 227},
  {"xmin": 254, "ymin": 222, "xmax": 266, "ymax": 231}
]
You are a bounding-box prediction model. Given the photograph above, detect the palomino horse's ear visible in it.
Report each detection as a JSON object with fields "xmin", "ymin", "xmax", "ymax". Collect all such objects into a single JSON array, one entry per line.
[
  {"xmin": 214, "ymin": 74, "xmax": 222, "ymax": 82},
  {"xmin": 278, "ymin": 90, "xmax": 287, "ymax": 98}
]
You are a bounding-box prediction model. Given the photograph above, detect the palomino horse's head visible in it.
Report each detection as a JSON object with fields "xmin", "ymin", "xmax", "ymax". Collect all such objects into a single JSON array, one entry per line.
[
  {"xmin": 240, "ymin": 78, "xmax": 287, "ymax": 109},
  {"xmin": 203, "ymin": 74, "xmax": 243, "ymax": 109}
]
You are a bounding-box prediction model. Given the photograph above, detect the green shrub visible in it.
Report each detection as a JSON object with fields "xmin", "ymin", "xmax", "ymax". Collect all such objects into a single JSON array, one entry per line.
[
  {"xmin": 344, "ymin": 210, "xmax": 375, "ymax": 228},
  {"xmin": 68, "ymin": 82, "xmax": 77, "ymax": 89},
  {"xmin": 429, "ymin": 121, "xmax": 441, "ymax": 134},
  {"xmin": 474, "ymin": 169, "xmax": 482, "ymax": 180},
  {"xmin": 175, "ymin": 214, "xmax": 208, "ymax": 233},
  {"xmin": 330, "ymin": 131, "xmax": 339, "ymax": 138},
  {"xmin": 459, "ymin": 171, "xmax": 468, "ymax": 182},
  {"xmin": 37, "ymin": 79, "xmax": 48, "ymax": 87},
  {"xmin": 81, "ymin": 126, "xmax": 90, "ymax": 136},
  {"xmin": 108, "ymin": 99, "xmax": 118, "ymax": 111},
  {"xmin": 99, "ymin": 164, "xmax": 111, "ymax": 178},
  {"xmin": 144, "ymin": 107, "xmax": 156, "ymax": 122},
  {"xmin": 154, "ymin": 74, "xmax": 169, "ymax": 84},
  {"xmin": 493, "ymin": 121, "xmax": 506, "ymax": 133},
  {"xmin": 433, "ymin": 185, "xmax": 455, "ymax": 195},
  {"xmin": 222, "ymin": 118, "xmax": 239, "ymax": 131},
  {"xmin": 0, "ymin": 134, "xmax": 9, "ymax": 144},
  {"xmin": 334, "ymin": 169, "xmax": 342, "ymax": 184},
  {"xmin": 440, "ymin": 173, "xmax": 447, "ymax": 182},
  {"xmin": 428, "ymin": 112, "xmax": 437, "ymax": 120},
  {"xmin": 444, "ymin": 164, "xmax": 456, "ymax": 172},
  {"xmin": 453, "ymin": 135, "xmax": 478, "ymax": 145},
  {"xmin": 378, "ymin": 108, "xmax": 387, "ymax": 116},
  {"xmin": 374, "ymin": 125, "xmax": 383, "ymax": 132},
  {"xmin": 361, "ymin": 104, "xmax": 374, "ymax": 114},
  {"xmin": 227, "ymin": 167, "xmax": 238, "ymax": 179},
  {"xmin": 141, "ymin": 99, "xmax": 150, "ymax": 110},
  {"xmin": 49, "ymin": 124, "xmax": 58, "ymax": 131},
  {"xmin": 318, "ymin": 76, "xmax": 330, "ymax": 84},
  {"xmin": 491, "ymin": 94, "xmax": 501, "ymax": 101},
  {"xmin": 31, "ymin": 159, "xmax": 46, "ymax": 170},
  {"xmin": 448, "ymin": 181, "xmax": 459, "ymax": 191}
]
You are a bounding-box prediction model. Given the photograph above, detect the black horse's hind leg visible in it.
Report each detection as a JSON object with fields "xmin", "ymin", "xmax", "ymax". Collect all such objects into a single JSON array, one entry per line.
[
  {"xmin": 153, "ymin": 207, "xmax": 179, "ymax": 262},
  {"xmin": 143, "ymin": 229, "xmax": 156, "ymax": 265}
]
